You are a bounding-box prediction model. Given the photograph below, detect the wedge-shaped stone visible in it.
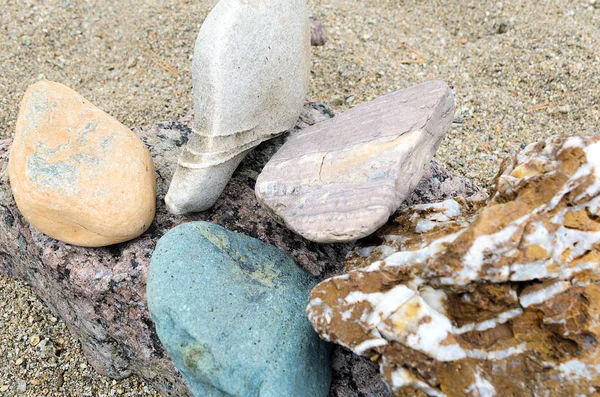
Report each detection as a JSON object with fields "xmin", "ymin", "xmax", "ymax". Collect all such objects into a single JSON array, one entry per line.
[
  {"xmin": 165, "ymin": 0, "xmax": 311, "ymax": 215},
  {"xmin": 308, "ymin": 135, "xmax": 600, "ymax": 397},
  {"xmin": 9, "ymin": 81, "xmax": 156, "ymax": 247},
  {"xmin": 256, "ymin": 80, "xmax": 454, "ymax": 243}
]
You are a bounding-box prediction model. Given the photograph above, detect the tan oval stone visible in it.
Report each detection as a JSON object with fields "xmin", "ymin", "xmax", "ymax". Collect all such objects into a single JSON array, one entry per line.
[{"xmin": 9, "ymin": 81, "xmax": 156, "ymax": 247}]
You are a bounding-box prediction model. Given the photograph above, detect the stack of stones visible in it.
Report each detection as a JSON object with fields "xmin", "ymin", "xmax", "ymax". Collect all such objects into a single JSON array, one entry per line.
[{"xmin": 4, "ymin": 0, "xmax": 599, "ymax": 396}]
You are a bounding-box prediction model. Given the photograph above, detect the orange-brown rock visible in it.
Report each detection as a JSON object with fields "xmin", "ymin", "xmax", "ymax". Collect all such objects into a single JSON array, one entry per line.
[
  {"xmin": 9, "ymin": 81, "xmax": 156, "ymax": 247},
  {"xmin": 307, "ymin": 136, "xmax": 600, "ymax": 396}
]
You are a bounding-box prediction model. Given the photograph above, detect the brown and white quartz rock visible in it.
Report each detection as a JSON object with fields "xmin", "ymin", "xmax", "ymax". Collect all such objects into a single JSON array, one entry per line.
[
  {"xmin": 256, "ymin": 80, "xmax": 454, "ymax": 243},
  {"xmin": 307, "ymin": 135, "xmax": 600, "ymax": 397}
]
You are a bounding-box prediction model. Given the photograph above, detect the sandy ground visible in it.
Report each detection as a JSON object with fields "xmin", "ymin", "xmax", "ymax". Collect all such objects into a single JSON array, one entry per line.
[{"xmin": 1, "ymin": 0, "xmax": 599, "ymax": 395}]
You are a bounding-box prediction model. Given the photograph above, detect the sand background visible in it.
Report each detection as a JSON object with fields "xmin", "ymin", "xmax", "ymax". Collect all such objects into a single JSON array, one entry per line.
[{"xmin": 1, "ymin": 0, "xmax": 599, "ymax": 395}]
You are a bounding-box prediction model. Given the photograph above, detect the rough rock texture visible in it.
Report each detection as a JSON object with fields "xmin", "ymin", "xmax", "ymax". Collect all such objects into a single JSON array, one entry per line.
[
  {"xmin": 165, "ymin": 0, "xmax": 311, "ymax": 215},
  {"xmin": 308, "ymin": 135, "xmax": 600, "ymax": 397},
  {"xmin": 0, "ymin": 102, "xmax": 484, "ymax": 396},
  {"xmin": 148, "ymin": 221, "xmax": 331, "ymax": 397},
  {"xmin": 256, "ymin": 80, "xmax": 455, "ymax": 243},
  {"xmin": 8, "ymin": 81, "xmax": 156, "ymax": 247}
]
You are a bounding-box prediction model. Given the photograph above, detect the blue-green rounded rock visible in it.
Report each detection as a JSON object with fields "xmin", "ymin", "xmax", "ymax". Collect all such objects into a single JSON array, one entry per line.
[{"xmin": 147, "ymin": 221, "xmax": 331, "ymax": 397}]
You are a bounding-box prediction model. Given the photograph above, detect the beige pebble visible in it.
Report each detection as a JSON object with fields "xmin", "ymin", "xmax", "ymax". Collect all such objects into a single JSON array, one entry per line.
[
  {"xmin": 9, "ymin": 81, "xmax": 156, "ymax": 247},
  {"xmin": 30, "ymin": 334, "xmax": 40, "ymax": 346}
]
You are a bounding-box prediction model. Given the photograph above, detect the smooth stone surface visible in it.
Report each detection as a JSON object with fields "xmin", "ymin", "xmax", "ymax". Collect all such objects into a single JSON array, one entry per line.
[
  {"xmin": 166, "ymin": 0, "xmax": 311, "ymax": 215},
  {"xmin": 308, "ymin": 135, "xmax": 600, "ymax": 397},
  {"xmin": 8, "ymin": 81, "xmax": 156, "ymax": 247},
  {"xmin": 0, "ymin": 102, "xmax": 485, "ymax": 396},
  {"xmin": 148, "ymin": 221, "xmax": 331, "ymax": 397},
  {"xmin": 256, "ymin": 80, "xmax": 455, "ymax": 243}
]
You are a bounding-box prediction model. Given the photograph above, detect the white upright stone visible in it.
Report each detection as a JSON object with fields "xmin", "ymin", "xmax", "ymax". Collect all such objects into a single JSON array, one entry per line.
[{"xmin": 165, "ymin": 0, "xmax": 311, "ymax": 215}]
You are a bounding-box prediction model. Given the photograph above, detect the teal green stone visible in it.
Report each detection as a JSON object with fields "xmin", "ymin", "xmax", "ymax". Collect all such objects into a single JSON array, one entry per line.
[{"xmin": 147, "ymin": 222, "xmax": 331, "ymax": 397}]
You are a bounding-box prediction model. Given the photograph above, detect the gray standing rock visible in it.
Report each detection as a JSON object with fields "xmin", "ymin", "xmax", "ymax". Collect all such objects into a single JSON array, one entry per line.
[
  {"xmin": 256, "ymin": 80, "xmax": 455, "ymax": 243},
  {"xmin": 0, "ymin": 102, "xmax": 484, "ymax": 396},
  {"xmin": 165, "ymin": 0, "xmax": 311, "ymax": 215}
]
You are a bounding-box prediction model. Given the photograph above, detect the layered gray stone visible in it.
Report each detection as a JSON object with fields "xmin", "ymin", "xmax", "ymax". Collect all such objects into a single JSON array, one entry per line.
[
  {"xmin": 166, "ymin": 0, "xmax": 311, "ymax": 215},
  {"xmin": 0, "ymin": 103, "xmax": 484, "ymax": 396},
  {"xmin": 255, "ymin": 81, "xmax": 455, "ymax": 243}
]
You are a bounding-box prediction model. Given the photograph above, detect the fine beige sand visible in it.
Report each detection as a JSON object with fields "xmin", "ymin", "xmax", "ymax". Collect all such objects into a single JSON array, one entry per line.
[{"xmin": 1, "ymin": 0, "xmax": 599, "ymax": 395}]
